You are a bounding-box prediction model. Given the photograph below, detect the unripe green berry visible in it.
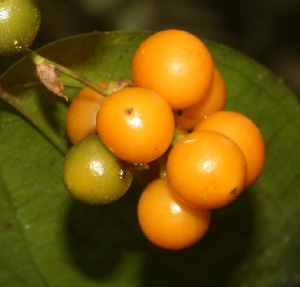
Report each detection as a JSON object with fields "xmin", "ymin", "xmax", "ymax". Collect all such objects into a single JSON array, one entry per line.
[
  {"xmin": 63, "ymin": 136, "xmax": 134, "ymax": 205},
  {"xmin": 0, "ymin": 0, "xmax": 41, "ymax": 56}
]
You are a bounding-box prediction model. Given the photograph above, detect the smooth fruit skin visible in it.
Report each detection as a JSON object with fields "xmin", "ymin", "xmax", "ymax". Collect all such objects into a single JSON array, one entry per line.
[
  {"xmin": 66, "ymin": 83, "xmax": 105, "ymax": 144},
  {"xmin": 167, "ymin": 130, "xmax": 247, "ymax": 209},
  {"xmin": 174, "ymin": 68, "xmax": 226, "ymax": 130},
  {"xmin": 96, "ymin": 87, "xmax": 174, "ymax": 164},
  {"xmin": 0, "ymin": 0, "xmax": 41, "ymax": 55},
  {"xmin": 63, "ymin": 136, "xmax": 133, "ymax": 205},
  {"xmin": 137, "ymin": 179, "xmax": 211, "ymax": 250},
  {"xmin": 194, "ymin": 110, "xmax": 265, "ymax": 187},
  {"xmin": 132, "ymin": 29, "xmax": 215, "ymax": 109}
]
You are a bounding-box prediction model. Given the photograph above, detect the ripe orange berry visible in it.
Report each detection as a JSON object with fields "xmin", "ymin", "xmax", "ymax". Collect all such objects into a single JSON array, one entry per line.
[
  {"xmin": 194, "ymin": 110, "xmax": 265, "ymax": 187},
  {"xmin": 66, "ymin": 83, "xmax": 106, "ymax": 144},
  {"xmin": 174, "ymin": 68, "xmax": 226, "ymax": 130},
  {"xmin": 137, "ymin": 178, "xmax": 211, "ymax": 250},
  {"xmin": 96, "ymin": 87, "xmax": 174, "ymax": 164},
  {"xmin": 132, "ymin": 29, "xmax": 215, "ymax": 109},
  {"xmin": 167, "ymin": 130, "xmax": 247, "ymax": 209}
]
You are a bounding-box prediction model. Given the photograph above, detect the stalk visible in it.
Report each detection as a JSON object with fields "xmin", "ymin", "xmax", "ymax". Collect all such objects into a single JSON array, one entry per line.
[
  {"xmin": 0, "ymin": 85, "xmax": 68, "ymax": 155},
  {"xmin": 25, "ymin": 49, "xmax": 110, "ymax": 96}
]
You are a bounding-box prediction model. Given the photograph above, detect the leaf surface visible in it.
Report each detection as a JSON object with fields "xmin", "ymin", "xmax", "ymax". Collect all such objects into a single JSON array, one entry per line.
[{"xmin": 0, "ymin": 31, "xmax": 299, "ymax": 287}]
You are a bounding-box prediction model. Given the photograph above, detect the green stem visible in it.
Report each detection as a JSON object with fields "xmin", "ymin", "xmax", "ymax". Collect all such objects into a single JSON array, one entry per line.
[
  {"xmin": 0, "ymin": 85, "xmax": 68, "ymax": 155},
  {"xmin": 171, "ymin": 127, "xmax": 188, "ymax": 146},
  {"xmin": 1, "ymin": 49, "xmax": 131, "ymax": 155},
  {"xmin": 25, "ymin": 49, "xmax": 110, "ymax": 96}
]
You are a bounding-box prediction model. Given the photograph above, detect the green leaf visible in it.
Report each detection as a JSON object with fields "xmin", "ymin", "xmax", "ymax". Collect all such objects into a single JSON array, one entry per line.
[{"xmin": 0, "ymin": 31, "xmax": 299, "ymax": 287}]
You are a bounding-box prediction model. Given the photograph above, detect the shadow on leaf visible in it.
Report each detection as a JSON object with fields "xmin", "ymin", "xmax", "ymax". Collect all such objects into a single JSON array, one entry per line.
[
  {"xmin": 139, "ymin": 190, "xmax": 254, "ymax": 287},
  {"xmin": 63, "ymin": 181, "xmax": 144, "ymax": 280},
  {"xmin": 64, "ymin": 180, "xmax": 254, "ymax": 286}
]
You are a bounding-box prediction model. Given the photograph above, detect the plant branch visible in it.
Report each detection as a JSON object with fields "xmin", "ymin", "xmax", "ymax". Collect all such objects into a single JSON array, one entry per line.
[
  {"xmin": 0, "ymin": 85, "xmax": 68, "ymax": 155},
  {"xmin": 25, "ymin": 49, "xmax": 110, "ymax": 96}
]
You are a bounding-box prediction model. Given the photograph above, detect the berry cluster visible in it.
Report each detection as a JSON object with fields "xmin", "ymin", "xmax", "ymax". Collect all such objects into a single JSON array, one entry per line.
[{"xmin": 63, "ymin": 29, "xmax": 265, "ymax": 250}]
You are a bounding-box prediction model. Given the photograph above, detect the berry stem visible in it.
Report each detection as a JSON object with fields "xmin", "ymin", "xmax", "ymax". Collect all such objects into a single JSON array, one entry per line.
[
  {"xmin": 171, "ymin": 127, "xmax": 188, "ymax": 146},
  {"xmin": 25, "ymin": 49, "xmax": 110, "ymax": 97},
  {"xmin": 0, "ymin": 85, "xmax": 68, "ymax": 155}
]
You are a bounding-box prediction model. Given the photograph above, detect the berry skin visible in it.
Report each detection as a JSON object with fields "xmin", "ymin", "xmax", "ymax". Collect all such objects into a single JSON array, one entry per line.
[
  {"xmin": 63, "ymin": 135, "xmax": 133, "ymax": 205},
  {"xmin": 0, "ymin": 0, "xmax": 41, "ymax": 56},
  {"xmin": 194, "ymin": 110, "xmax": 265, "ymax": 187},
  {"xmin": 137, "ymin": 178, "xmax": 211, "ymax": 250},
  {"xmin": 96, "ymin": 87, "xmax": 174, "ymax": 164},
  {"xmin": 66, "ymin": 83, "xmax": 106, "ymax": 144},
  {"xmin": 167, "ymin": 130, "xmax": 247, "ymax": 209},
  {"xmin": 174, "ymin": 68, "xmax": 226, "ymax": 130},
  {"xmin": 132, "ymin": 29, "xmax": 215, "ymax": 109}
]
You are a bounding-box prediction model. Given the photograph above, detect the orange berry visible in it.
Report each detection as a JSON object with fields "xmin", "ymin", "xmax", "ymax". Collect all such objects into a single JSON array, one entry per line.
[
  {"xmin": 66, "ymin": 83, "xmax": 106, "ymax": 144},
  {"xmin": 137, "ymin": 178, "xmax": 211, "ymax": 250},
  {"xmin": 132, "ymin": 29, "xmax": 215, "ymax": 109},
  {"xmin": 96, "ymin": 87, "xmax": 174, "ymax": 164},
  {"xmin": 167, "ymin": 130, "xmax": 247, "ymax": 209},
  {"xmin": 194, "ymin": 111, "xmax": 265, "ymax": 187},
  {"xmin": 174, "ymin": 68, "xmax": 226, "ymax": 130}
]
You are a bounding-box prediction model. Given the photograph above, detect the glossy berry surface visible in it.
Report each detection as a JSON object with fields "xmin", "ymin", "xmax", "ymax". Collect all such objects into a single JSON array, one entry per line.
[
  {"xmin": 174, "ymin": 68, "xmax": 226, "ymax": 130},
  {"xmin": 63, "ymin": 135, "xmax": 133, "ymax": 205},
  {"xmin": 0, "ymin": 0, "xmax": 41, "ymax": 56},
  {"xmin": 167, "ymin": 130, "xmax": 247, "ymax": 209},
  {"xmin": 96, "ymin": 86, "xmax": 174, "ymax": 164},
  {"xmin": 132, "ymin": 29, "xmax": 214, "ymax": 109},
  {"xmin": 194, "ymin": 110, "xmax": 265, "ymax": 187},
  {"xmin": 66, "ymin": 83, "xmax": 105, "ymax": 144},
  {"xmin": 137, "ymin": 179, "xmax": 211, "ymax": 250}
]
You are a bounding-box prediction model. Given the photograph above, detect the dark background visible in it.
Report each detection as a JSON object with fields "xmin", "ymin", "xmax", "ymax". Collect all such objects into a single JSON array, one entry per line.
[{"xmin": 1, "ymin": 0, "xmax": 300, "ymax": 96}]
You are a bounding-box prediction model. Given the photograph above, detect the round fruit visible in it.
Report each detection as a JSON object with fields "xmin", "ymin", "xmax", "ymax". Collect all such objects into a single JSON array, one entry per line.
[
  {"xmin": 63, "ymin": 135, "xmax": 133, "ymax": 205},
  {"xmin": 194, "ymin": 110, "xmax": 265, "ymax": 187},
  {"xmin": 137, "ymin": 178, "xmax": 211, "ymax": 250},
  {"xmin": 132, "ymin": 29, "xmax": 215, "ymax": 109},
  {"xmin": 96, "ymin": 87, "xmax": 174, "ymax": 164},
  {"xmin": 166, "ymin": 130, "xmax": 247, "ymax": 209},
  {"xmin": 174, "ymin": 68, "xmax": 226, "ymax": 130},
  {"xmin": 0, "ymin": 0, "xmax": 41, "ymax": 56},
  {"xmin": 66, "ymin": 83, "xmax": 106, "ymax": 144}
]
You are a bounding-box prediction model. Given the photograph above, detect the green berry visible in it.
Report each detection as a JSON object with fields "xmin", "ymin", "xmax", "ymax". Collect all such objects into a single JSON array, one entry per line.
[
  {"xmin": 63, "ymin": 135, "xmax": 133, "ymax": 205},
  {"xmin": 0, "ymin": 0, "xmax": 41, "ymax": 56}
]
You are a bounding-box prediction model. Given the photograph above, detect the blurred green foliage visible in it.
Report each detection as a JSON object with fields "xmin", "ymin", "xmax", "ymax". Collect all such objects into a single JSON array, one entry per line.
[{"xmin": 1, "ymin": 0, "xmax": 300, "ymax": 95}]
